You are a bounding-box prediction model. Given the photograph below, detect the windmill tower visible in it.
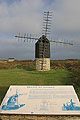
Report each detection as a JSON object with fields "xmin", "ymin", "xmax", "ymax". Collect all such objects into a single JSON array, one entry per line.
[
  {"xmin": 35, "ymin": 11, "xmax": 52, "ymax": 71},
  {"xmin": 35, "ymin": 35, "xmax": 50, "ymax": 71},
  {"xmin": 15, "ymin": 11, "xmax": 73, "ymax": 71}
]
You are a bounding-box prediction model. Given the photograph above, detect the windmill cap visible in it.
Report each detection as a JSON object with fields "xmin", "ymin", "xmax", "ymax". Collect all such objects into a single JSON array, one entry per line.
[{"xmin": 38, "ymin": 35, "xmax": 50, "ymax": 43}]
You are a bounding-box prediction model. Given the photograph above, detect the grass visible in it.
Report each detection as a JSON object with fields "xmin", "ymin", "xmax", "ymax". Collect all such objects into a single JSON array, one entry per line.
[
  {"xmin": 0, "ymin": 59, "xmax": 80, "ymax": 104},
  {"xmin": 0, "ymin": 68, "xmax": 72, "ymax": 86},
  {"xmin": 0, "ymin": 68, "xmax": 72, "ymax": 104}
]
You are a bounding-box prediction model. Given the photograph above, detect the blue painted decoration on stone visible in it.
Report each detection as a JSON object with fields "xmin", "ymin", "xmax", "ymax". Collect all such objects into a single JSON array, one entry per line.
[
  {"xmin": 62, "ymin": 99, "xmax": 80, "ymax": 111},
  {"xmin": 1, "ymin": 90, "xmax": 25, "ymax": 111}
]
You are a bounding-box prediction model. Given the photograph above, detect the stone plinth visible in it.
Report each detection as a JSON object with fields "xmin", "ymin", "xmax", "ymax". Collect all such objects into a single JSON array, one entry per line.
[{"xmin": 35, "ymin": 58, "xmax": 50, "ymax": 71}]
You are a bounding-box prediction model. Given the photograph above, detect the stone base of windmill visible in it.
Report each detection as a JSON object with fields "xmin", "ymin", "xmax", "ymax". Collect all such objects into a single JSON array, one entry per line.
[{"xmin": 35, "ymin": 58, "xmax": 50, "ymax": 71}]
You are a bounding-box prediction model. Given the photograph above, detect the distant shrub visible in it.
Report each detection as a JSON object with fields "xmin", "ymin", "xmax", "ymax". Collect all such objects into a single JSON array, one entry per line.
[{"xmin": 72, "ymin": 69, "xmax": 80, "ymax": 87}]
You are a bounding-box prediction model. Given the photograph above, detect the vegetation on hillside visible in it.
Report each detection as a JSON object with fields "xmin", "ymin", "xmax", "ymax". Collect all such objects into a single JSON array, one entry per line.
[{"xmin": 51, "ymin": 60, "xmax": 80, "ymax": 99}]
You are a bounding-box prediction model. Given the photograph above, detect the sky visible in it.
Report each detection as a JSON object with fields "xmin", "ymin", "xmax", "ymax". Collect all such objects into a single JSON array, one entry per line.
[{"xmin": 0, "ymin": 0, "xmax": 80, "ymax": 60}]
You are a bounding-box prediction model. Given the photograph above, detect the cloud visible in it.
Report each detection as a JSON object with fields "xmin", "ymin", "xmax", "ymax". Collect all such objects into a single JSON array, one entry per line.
[
  {"xmin": 0, "ymin": 0, "xmax": 44, "ymax": 35},
  {"xmin": 51, "ymin": 0, "xmax": 80, "ymax": 34},
  {"xmin": 0, "ymin": 0, "xmax": 80, "ymax": 60}
]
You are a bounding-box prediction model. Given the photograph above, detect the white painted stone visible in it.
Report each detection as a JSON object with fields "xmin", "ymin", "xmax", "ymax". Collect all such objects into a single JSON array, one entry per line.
[{"xmin": 36, "ymin": 58, "xmax": 50, "ymax": 71}]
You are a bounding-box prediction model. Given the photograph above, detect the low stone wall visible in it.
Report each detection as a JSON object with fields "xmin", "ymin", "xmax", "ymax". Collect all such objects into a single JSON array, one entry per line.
[{"xmin": 0, "ymin": 115, "xmax": 80, "ymax": 120}]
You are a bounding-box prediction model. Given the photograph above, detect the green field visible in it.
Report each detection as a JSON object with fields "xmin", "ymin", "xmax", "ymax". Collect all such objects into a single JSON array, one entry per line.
[
  {"xmin": 0, "ymin": 68, "xmax": 72, "ymax": 104},
  {"xmin": 0, "ymin": 60, "xmax": 80, "ymax": 104}
]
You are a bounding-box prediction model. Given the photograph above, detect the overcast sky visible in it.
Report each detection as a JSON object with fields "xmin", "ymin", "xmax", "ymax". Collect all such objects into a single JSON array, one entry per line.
[{"xmin": 0, "ymin": 0, "xmax": 80, "ymax": 60}]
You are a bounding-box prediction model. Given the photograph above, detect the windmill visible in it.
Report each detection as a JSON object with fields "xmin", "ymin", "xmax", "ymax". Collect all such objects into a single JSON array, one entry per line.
[{"xmin": 15, "ymin": 11, "xmax": 73, "ymax": 71}]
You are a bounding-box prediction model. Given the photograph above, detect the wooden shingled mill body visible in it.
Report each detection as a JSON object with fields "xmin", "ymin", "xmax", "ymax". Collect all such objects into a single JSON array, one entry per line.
[{"xmin": 35, "ymin": 35, "xmax": 50, "ymax": 71}]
